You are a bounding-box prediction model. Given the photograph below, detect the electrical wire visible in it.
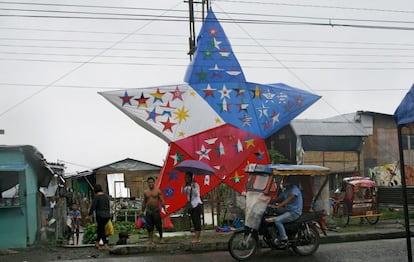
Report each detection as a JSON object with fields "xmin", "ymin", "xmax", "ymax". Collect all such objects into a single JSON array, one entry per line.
[
  {"xmin": 0, "ymin": 82, "xmax": 408, "ymax": 92},
  {"xmin": 215, "ymin": 0, "xmax": 414, "ymax": 14},
  {"xmin": 0, "ymin": 1, "xmax": 413, "ymax": 118},
  {"xmin": 0, "ymin": 0, "xmax": 185, "ymax": 118}
]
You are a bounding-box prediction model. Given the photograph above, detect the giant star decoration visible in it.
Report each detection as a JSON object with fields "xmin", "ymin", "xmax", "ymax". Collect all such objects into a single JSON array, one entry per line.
[{"xmin": 99, "ymin": 8, "xmax": 321, "ymax": 215}]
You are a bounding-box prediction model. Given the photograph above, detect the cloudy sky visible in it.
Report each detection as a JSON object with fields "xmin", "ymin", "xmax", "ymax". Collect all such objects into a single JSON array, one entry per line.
[{"xmin": 0, "ymin": 0, "xmax": 413, "ymax": 173}]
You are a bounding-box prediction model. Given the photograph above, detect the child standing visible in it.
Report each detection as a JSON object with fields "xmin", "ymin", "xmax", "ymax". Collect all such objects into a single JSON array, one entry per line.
[{"xmin": 69, "ymin": 203, "xmax": 81, "ymax": 245}]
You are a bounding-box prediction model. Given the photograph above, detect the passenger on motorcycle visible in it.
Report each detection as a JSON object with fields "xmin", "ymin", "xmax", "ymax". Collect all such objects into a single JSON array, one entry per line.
[{"xmin": 267, "ymin": 176, "xmax": 303, "ymax": 246}]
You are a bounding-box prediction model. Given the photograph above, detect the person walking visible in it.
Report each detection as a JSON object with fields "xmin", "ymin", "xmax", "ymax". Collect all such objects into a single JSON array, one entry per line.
[
  {"xmin": 182, "ymin": 171, "xmax": 203, "ymax": 243},
  {"xmin": 141, "ymin": 176, "xmax": 167, "ymax": 245},
  {"xmin": 88, "ymin": 184, "xmax": 111, "ymax": 250}
]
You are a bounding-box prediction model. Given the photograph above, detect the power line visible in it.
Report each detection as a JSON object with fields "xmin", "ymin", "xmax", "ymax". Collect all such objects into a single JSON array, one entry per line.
[
  {"xmin": 0, "ymin": 1, "xmax": 188, "ymax": 13},
  {"xmin": 1, "ymin": 27, "xmax": 413, "ymax": 49},
  {"xmin": 2, "ymin": 35, "xmax": 414, "ymax": 48},
  {"xmin": 4, "ymin": 51, "xmax": 414, "ymax": 63},
  {"xmin": 2, "ymin": 13, "xmax": 414, "ymax": 31},
  {"xmin": 1, "ymin": 53, "xmax": 414, "ymax": 65},
  {"xmin": 0, "ymin": 1, "xmax": 185, "ymax": 118},
  {"xmin": 3, "ymin": 43, "xmax": 414, "ymax": 55},
  {"xmin": 1, "ymin": 0, "xmax": 413, "ymax": 17},
  {"xmin": 215, "ymin": 0, "xmax": 414, "ymax": 14},
  {"xmin": 0, "ymin": 82, "xmax": 408, "ymax": 92},
  {"xmin": 3, "ymin": 6, "xmax": 414, "ymax": 26}
]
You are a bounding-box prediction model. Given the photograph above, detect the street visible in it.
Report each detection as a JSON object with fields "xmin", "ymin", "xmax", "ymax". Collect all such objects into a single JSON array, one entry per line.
[{"xmin": 57, "ymin": 238, "xmax": 414, "ymax": 262}]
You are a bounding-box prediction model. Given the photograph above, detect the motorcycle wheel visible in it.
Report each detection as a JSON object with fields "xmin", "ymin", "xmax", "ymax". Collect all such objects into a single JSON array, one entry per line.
[
  {"xmin": 228, "ymin": 230, "xmax": 258, "ymax": 261},
  {"xmin": 292, "ymin": 223, "xmax": 320, "ymax": 256}
]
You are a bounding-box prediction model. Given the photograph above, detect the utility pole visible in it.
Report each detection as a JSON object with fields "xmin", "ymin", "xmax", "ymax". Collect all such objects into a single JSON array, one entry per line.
[{"xmin": 186, "ymin": 0, "xmax": 209, "ymax": 61}]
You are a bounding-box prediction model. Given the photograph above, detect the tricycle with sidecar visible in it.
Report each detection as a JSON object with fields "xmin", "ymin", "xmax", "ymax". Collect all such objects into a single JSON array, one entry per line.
[
  {"xmin": 331, "ymin": 176, "xmax": 381, "ymax": 225},
  {"xmin": 228, "ymin": 163, "xmax": 330, "ymax": 261}
]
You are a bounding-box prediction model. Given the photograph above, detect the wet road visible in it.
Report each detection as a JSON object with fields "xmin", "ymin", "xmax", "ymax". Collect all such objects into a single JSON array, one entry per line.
[{"xmin": 58, "ymin": 237, "xmax": 414, "ymax": 262}]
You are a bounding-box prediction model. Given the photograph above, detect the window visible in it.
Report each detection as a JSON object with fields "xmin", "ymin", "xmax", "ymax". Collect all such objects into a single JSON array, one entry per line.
[{"xmin": 402, "ymin": 135, "xmax": 414, "ymax": 150}]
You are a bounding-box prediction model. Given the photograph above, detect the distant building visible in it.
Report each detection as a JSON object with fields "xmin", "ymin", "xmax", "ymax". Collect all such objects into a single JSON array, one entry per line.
[
  {"xmin": 267, "ymin": 111, "xmax": 414, "ymax": 190},
  {"xmin": 92, "ymin": 158, "xmax": 162, "ymax": 200}
]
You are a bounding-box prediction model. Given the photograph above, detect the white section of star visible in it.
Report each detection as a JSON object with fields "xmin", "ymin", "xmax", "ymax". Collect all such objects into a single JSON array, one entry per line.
[
  {"xmin": 169, "ymin": 152, "xmax": 180, "ymax": 165},
  {"xmin": 205, "ymin": 138, "xmax": 218, "ymax": 145},
  {"xmin": 262, "ymin": 89, "xmax": 276, "ymax": 103},
  {"xmin": 213, "ymin": 37, "xmax": 222, "ymax": 49},
  {"xmin": 257, "ymin": 103, "xmax": 269, "ymax": 118},
  {"xmin": 237, "ymin": 139, "xmax": 243, "ymax": 153},
  {"xmin": 277, "ymin": 92, "xmax": 288, "ymax": 104},
  {"xmin": 219, "ymin": 142, "xmax": 225, "ymax": 156},
  {"xmin": 204, "ymin": 175, "xmax": 210, "ymax": 186},
  {"xmin": 196, "ymin": 144, "xmax": 211, "ymax": 160},
  {"xmin": 221, "ymin": 99, "xmax": 229, "ymax": 112},
  {"xmin": 242, "ymin": 114, "xmax": 252, "ymax": 127},
  {"xmin": 271, "ymin": 112, "xmax": 280, "ymax": 124},
  {"xmin": 209, "ymin": 64, "xmax": 224, "ymax": 71},
  {"xmin": 219, "ymin": 84, "xmax": 232, "ymax": 100}
]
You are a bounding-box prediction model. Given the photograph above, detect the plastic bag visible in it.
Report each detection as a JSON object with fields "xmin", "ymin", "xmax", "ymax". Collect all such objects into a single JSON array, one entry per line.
[
  {"xmin": 135, "ymin": 216, "xmax": 147, "ymax": 229},
  {"xmin": 163, "ymin": 216, "xmax": 174, "ymax": 229},
  {"xmin": 105, "ymin": 220, "xmax": 114, "ymax": 236}
]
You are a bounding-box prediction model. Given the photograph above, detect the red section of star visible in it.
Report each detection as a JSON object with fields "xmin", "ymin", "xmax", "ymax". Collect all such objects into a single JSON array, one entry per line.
[
  {"xmin": 161, "ymin": 117, "xmax": 176, "ymax": 132},
  {"xmin": 135, "ymin": 92, "xmax": 149, "ymax": 108}
]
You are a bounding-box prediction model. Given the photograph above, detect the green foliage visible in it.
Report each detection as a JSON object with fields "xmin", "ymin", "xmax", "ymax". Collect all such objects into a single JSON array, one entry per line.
[
  {"xmin": 82, "ymin": 221, "xmax": 144, "ymax": 244},
  {"xmin": 82, "ymin": 223, "xmax": 97, "ymax": 244},
  {"xmin": 380, "ymin": 208, "xmax": 414, "ymax": 219},
  {"xmin": 114, "ymin": 221, "xmax": 142, "ymax": 234},
  {"xmin": 268, "ymin": 149, "xmax": 288, "ymax": 164}
]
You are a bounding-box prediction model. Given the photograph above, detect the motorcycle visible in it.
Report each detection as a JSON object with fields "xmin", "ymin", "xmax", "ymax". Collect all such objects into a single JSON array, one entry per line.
[{"xmin": 228, "ymin": 163, "xmax": 329, "ymax": 261}]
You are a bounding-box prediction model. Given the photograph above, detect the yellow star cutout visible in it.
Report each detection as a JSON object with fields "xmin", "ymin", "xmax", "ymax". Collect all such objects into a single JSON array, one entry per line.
[
  {"xmin": 245, "ymin": 138, "xmax": 255, "ymax": 148},
  {"xmin": 231, "ymin": 171, "xmax": 244, "ymax": 183},
  {"xmin": 174, "ymin": 106, "xmax": 190, "ymax": 124},
  {"xmin": 215, "ymin": 117, "xmax": 221, "ymax": 124},
  {"xmin": 178, "ymin": 131, "xmax": 185, "ymax": 137}
]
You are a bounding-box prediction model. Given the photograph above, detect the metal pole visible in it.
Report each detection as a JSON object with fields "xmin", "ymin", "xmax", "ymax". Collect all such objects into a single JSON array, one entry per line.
[
  {"xmin": 187, "ymin": 0, "xmax": 195, "ymax": 60},
  {"xmin": 397, "ymin": 125, "xmax": 413, "ymax": 262}
]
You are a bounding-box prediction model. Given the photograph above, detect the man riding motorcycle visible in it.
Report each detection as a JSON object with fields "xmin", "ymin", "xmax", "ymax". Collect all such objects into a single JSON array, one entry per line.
[{"xmin": 266, "ymin": 176, "xmax": 303, "ymax": 247}]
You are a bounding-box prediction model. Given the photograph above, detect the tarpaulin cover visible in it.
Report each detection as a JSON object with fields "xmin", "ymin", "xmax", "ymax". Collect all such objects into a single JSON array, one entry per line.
[
  {"xmin": 394, "ymin": 84, "xmax": 414, "ymax": 126},
  {"xmin": 302, "ymin": 136, "xmax": 363, "ymax": 152}
]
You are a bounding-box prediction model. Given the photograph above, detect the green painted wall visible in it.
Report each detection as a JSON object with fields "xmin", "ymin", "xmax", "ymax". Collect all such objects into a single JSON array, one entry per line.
[{"xmin": 0, "ymin": 148, "xmax": 39, "ymax": 248}]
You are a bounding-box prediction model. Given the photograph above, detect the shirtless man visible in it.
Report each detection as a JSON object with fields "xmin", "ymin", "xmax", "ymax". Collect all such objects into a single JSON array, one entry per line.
[{"xmin": 142, "ymin": 176, "xmax": 167, "ymax": 244}]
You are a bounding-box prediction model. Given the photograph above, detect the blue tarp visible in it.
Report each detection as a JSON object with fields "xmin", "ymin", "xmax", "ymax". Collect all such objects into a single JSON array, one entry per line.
[{"xmin": 394, "ymin": 84, "xmax": 414, "ymax": 126}]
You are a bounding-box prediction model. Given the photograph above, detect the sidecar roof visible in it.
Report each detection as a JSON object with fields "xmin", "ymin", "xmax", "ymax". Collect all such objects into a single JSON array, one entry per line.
[{"xmin": 245, "ymin": 163, "xmax": 330, "ymax": 176}]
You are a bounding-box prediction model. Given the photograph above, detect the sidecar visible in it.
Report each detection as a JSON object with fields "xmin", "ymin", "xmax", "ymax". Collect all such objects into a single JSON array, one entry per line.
[
  {"xmin": 228, "ymin": 163, "xmax": 331, "ymax": 261},
  {"xmin": 331, "ymin": 176, "xmax": 381, "ymax": 225},
  {"xmin": 243, "ymin": 164, "xmax": 331, "ymax": 230}
]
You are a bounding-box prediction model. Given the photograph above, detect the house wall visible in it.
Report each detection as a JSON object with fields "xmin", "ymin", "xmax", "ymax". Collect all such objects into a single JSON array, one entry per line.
[
  {"xmin": 95, "ymin": 170, "xmax": 160, "ymax": 200},
  {"xmin": 361, "ymin": 113, "xmax": 399, "ymax": 176},
  {"xmin": 303, "ymin": 151, "xmax": 360, "ymax": 174},
  {"xmin": 0, "ymin": 149, "xmax": 39, "ymax": 248},
  {"xmin": 124, "ymin": 170, "xmax": 160, "ymax": 200},
  {"xmin": 402, "ymin": 124, "xmax": 414, "ymax": 166},
  {"xmin": 269, "ymin": 113, "xmax": 403, "ymax": 178}
]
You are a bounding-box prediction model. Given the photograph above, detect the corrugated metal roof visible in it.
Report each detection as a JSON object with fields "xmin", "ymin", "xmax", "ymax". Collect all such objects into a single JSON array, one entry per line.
[
  {"xmin": 93, "ymin": 158, "xmax": 161, "ymax": 172},
  {"xmin": 291, "ymin": 119, "xmax": 368, "ymax": 136},
  {"xmin": 0, "ymin": 145, "xmax": 54, "ymax": 187}
]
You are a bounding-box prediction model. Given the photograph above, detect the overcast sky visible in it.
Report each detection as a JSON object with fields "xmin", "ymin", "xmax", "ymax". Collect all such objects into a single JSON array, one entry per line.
[{"xmin": 0, "ymin": 0, "xmax": 413, "ymax": 173}]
